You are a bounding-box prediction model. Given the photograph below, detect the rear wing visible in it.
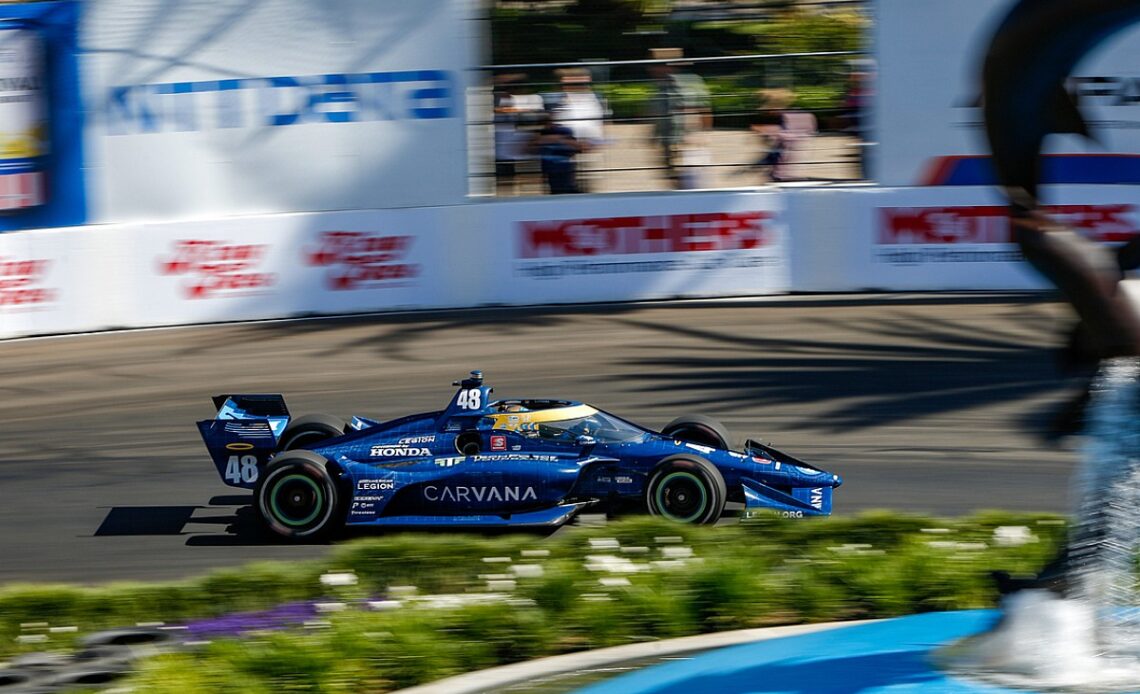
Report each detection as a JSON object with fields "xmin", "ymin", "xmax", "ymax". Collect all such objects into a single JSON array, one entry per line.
[
  {"xmin": 211, "ymin": 394, "xmax": 290, "ymax": 436},
  {"xmin": 197, "ymin": 394, "xmax": 290, "ymax": 489}
]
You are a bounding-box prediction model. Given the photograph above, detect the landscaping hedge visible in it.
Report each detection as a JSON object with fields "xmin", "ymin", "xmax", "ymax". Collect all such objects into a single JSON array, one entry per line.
[{"xmin": 0, "ymin": 512, "xmax": 1066, "ymax": 692}]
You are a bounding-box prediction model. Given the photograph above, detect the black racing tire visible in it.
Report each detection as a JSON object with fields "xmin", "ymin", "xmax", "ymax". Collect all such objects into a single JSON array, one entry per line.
[
  {"xmin": 278, "ymin": 413, "xmax": 347, "ymax": 451},
  {"xmin": 646, "ymin": 455, "xmax": 727, "ymax": 525},
  {"xmin": 662, "ymin": 414, "xmax": 732, "ymax": 450},
  {"xmin": 255, "ymin": 450, "xmax": 342, "ymax": 541}
]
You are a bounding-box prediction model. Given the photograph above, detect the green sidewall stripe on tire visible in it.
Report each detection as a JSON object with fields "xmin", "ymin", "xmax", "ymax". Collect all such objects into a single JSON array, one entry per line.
[
  {"xmin": 655, "ymin": 471, "xmax": 709, "ymax": 523},
  {"xmin": 269, "ymin": 473, "xmax": 324, "ymax": 527}
]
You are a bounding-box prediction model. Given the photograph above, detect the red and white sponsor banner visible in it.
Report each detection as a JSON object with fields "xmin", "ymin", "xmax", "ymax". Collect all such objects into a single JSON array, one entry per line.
[
  {"xmin": 124, "ymin": 208, "xmax": 450, "ymax": 328},
  {"xmin": 492, "ymin": 192, "xmax": 789, "ymax": 304},
  {"xmin": 9, "ymin": 186, "xmax": 1140, "ymax": 340},
  {"xmin": 0, "ymin": 226, "xmax": 109, "ymax": 337},
  {"xmin": 852, "ymin": 186, "xmax": 1140, "ymax": 290}
]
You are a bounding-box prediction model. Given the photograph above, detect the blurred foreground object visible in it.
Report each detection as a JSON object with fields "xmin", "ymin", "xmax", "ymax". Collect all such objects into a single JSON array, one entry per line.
[
  {"xmin": 983, "ymin": 0, "xmax": 1140, "ymax": 426},
  {"xmin": 954, "ymin": 0, "xmax": 1140, "ymax": 687}
]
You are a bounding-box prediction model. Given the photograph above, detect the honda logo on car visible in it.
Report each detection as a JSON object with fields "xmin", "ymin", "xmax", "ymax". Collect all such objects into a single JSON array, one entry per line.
[
  {"xmin": 158, "ymin": 240, "xmax": 276, "ymax": 299},
  {"xmin": 423, "ymin": 485, "xmax": 538, "ymax": 503},
  {"xmin": 518, "ymin": 212, "xmax": 772, "ymax": 258},
  {"xmin": 370, "ymin": 445, "xmax": 431, "ymax": 457}
]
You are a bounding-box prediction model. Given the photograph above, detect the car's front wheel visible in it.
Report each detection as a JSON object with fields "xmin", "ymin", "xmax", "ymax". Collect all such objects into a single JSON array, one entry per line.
[
  {"xmin": 646, "ymin": 455, "xmax": 726, "ymax": 525},
  {"xmin": 255, "ymin": 451, "xmax": 342, "ymax": 541}
]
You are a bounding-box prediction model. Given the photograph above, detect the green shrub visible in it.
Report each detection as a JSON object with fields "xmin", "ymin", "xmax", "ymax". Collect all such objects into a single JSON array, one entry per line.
[{"xmin": 0, "ymin": 512, "xmax": 1072, "ymax": 692}]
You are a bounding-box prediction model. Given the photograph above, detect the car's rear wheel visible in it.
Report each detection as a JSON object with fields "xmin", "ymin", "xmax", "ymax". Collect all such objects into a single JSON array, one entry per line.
[
  {"xmin": 278, "ymin": 413, "xmax": 347, "ymax": 451},
  {"xmin": 646, "ymin": 455, "xmax": 727, "ymax": 525},
  {"xmin": 255, "ymin": 451, "xmax": 341, "ymax": 541},
  {"xmin": 662, "ymin": 415, "xmax": 731, "ymax": 450}
]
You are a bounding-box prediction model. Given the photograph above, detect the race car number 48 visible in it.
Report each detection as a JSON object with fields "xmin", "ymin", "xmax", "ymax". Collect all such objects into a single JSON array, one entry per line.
[
  {"xmin": 456, "ymin": 389, "xmax": 482, "ymax": 410},
  {"xmin": 225, "ymin": 454, "xmax": 259, "ymax": 484}
]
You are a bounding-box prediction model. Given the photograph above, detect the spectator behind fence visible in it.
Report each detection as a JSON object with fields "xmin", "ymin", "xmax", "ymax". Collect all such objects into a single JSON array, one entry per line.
[
  {"xmin": 530, "ymin": 110, "xmax": 581, "ymax": 194},
  {"xmin": 553, "ymin": 68, "xmax": 605, "ymax": 149},
  {"xmin": 647, "ymin": 48, "xmax": 711, "ymax": 188},
  {"xmin": 748, "ymin": 88, "xmax": 816, "ymax": 183},
  {"xmin": 493, "ymin": 74, "xmax": 523, "ymax": 187},
  {"xmin": 493, "ymin": 74, "xmax": 545, "ymax": 194},
  {"xmin": 553, "ymin": 67, "xmax": 606, "ymax": 191},
  {"xmin": 841, "ymin": 61, "xmax": 874, "ymax": 180}
]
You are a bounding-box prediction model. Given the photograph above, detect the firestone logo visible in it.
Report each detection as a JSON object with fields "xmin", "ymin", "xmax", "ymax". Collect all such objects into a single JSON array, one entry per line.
[
  {"xmin": 306, "ymin": 231, "xmax": 420, "ymax": 290},
  {"xmin": 518, "ymin": 212, "xmax": 772, "ymax": 258},
  {"xmin": 879, "ymin": 205, "xmax": 1138, "ymax": 245},
  {"xmin": 0, "ymin": 256, "xmax": 54, "ymax": 308},
  {"xmin": 158, "ymin": 240, "xmax": 276, "ymax": 299}
]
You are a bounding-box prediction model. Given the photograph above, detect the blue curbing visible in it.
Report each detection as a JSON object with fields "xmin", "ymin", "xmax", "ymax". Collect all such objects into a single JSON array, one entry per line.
[{"xmin": 574, "ymin": 610, "xmax": 1077, "ymax": 693}]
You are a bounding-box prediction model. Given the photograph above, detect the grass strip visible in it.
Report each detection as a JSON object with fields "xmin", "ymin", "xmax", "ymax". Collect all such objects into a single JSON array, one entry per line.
[{"xmin": 0, "ymin": 511, "xmax": 1066, "ymax": 691}]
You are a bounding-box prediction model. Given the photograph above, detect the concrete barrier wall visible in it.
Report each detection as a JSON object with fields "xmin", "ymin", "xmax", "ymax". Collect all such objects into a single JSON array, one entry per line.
[
  {"xmin": 0, "ymin": 189, "xmax": 787, "ymax": 339},
  {"xmin": 2, "ymin": 184, "xmax": 1138, "ymax": 340},
  {"xmin": 785, "ymin": 184, "xmax": 1140, "ymax": 292}
]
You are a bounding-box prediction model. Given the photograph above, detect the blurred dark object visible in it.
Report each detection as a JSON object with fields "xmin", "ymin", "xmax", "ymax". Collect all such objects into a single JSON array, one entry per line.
[
  {"xmin": 984, "ymin": 0, "xmax": 1140, "ymax": 388},
  {"xmin": 983, "ymin": 0, "xmax": 1140, "ymax": 593}
]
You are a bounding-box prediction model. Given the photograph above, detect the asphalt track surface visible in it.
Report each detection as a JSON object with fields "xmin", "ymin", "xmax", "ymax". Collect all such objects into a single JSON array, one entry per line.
[{"xmin": 0, "ymin": 293, "xmax": 1085, "ymax": 584}]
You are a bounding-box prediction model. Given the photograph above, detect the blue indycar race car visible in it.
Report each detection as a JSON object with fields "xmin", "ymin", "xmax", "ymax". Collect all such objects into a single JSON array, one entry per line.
[{"xmin": 198, "ymin": 371, "xmax": 842, "ymax": 540}]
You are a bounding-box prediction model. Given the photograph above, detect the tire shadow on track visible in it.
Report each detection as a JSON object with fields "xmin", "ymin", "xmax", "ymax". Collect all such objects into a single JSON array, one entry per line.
[{"xmin": 94, "ymin": 496, "xmax": 276, "ymax": 546}]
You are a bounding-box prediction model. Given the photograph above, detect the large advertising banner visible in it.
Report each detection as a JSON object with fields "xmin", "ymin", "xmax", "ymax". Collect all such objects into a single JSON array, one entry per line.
[
  {"xmin": 851, "ymin": 185, "xmax": 1140, "ymax": 290},
  {"xmin": 0, "ymin": 1, "xmax": 84, "ymax": 233},
  {"xmin": 874, "ymin": 0, "xmax": 1140, "ymax": 187},
  {"xmin": 0, "ymin": 192, "xmax": 793, "ymax": 339},
  {"xmin": 125, "ymin": 208, "xmax": 456, "ymax": 328},
  {"xmin": 0, "ymin": 226, "xmax": 108, "ymax": 337},
  {"xmin": 81, "ymin": 0, "xmax": 477, "ymax": 223},
  {"xmin": 488, "ymin": 192, "xmax": 789, "ymax": 305}
]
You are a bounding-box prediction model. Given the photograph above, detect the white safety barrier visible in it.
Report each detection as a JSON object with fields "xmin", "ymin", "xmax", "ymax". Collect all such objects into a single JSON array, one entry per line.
[
  {"xmin": 785, "ymin": 184, "xmax": 1140, "ymax": 292},
  {"xmin": 3, "ymin": 184, "xmax": 1140, "ymax": 341},
  {"xmin": 0, "ymin": 190, "xmax": 788, "ymax": 340}
]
